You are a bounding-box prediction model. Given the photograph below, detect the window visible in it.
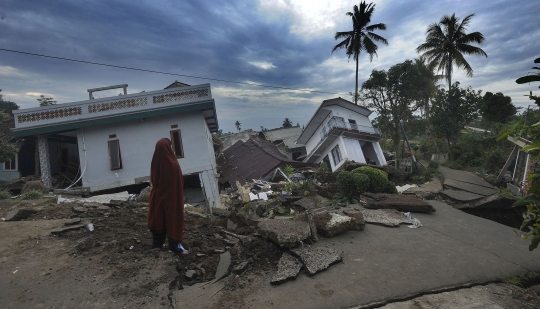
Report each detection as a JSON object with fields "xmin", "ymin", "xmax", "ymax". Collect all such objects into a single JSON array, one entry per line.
[
  {"xmin": 348, "ymin": 119, "xmax": 358, "ymax": 130},
  {"xmin": 170, "ymin": 130, "xmax": 184, "ymax": 158},
  {"xmin": 108, "ymin": 140, "xmax": 123, "ymax": 170},
  {"xmin": 4, "ymin": 156, "xmax": 16, "ymax": 171},
  {"xmin": 331, "ymin": 145, "xmax": 342, "ymax": 166}
]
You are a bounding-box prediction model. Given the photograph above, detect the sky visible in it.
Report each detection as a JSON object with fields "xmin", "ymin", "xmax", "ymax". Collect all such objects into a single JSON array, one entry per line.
[{"xmin": 0, "ymin": 0, "xmax": 538, "ymax": 133}]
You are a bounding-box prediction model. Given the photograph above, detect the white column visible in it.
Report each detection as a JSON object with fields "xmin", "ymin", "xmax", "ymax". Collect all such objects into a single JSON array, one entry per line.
[
  {"xmin": 199, "ymin": 169, "xmax": 222, "ymax": 209},
  {"xmin": 38, "ymin": 135, "xmax": 52, "ymax": 189}
]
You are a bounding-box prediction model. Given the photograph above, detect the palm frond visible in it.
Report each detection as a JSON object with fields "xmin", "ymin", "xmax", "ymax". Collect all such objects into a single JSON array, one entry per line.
[
  {"xmin": 452, "ymin": 52, "xmax": 473, "ymax": 77},
  {"xmin": 366, "ymin": 23, "xmax": 387, "ymax": 31},
  {"xmin": 366, "ymin": 31, "xmax": 388, "ymax": 45},
  {"xmin": 457, "ymin": 31, "xmax": 485, "ymax": 45},
  {"xmin": 456, "ymin": 44, "xmax": 488, "ymax": 58}
]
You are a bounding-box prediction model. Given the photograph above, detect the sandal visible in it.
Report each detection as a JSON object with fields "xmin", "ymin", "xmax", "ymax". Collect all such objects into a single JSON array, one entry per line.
[{"xmin": 173, "ymin": 243, "xmax": 189, "ymax": 255}]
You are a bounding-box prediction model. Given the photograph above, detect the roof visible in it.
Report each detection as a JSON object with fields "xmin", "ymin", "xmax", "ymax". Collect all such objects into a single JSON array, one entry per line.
[
  {"xmin": 217, "ymin": 137, "xmax": 313, "ymax": 188},
  {"xmin": 296, "ymin": 97, "xmax": 373, "ymax": 144},
  {"xmin": 263, "ymin": 126, "xmax": 304, "ymax": 149},
  {"xmin": 165, "ymin": 81, "xmax": 191, "ymax": 89}
]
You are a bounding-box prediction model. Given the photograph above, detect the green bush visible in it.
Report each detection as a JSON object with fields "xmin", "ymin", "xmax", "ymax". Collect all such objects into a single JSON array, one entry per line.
[
  {"xmin": 315, "ymin": 162, "xmax": 331, "ymax": 183},
  {"xmin": 22, "ymin": 190, "xmax": 42, "ymax": 200},
  {"xmin": 428, "ymin": 161, "xmax": 439, "ymax": 169},
  {"xmin": 385, "ymin": 181, "xmax": 398, "ymax": 194},
  {"xmin": 336, "ymin": 171, "xmax": 369, "ymax": 203},
  {"xmin": 0, "ymin": 189, "xmax": 11, "ymax": 199},
  {"xmin": 353, "ymin": 166, "xmax": 388, "ymax": 193}
]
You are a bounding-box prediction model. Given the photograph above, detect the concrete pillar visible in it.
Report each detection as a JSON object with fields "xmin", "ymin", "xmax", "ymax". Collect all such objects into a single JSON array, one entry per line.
[
  {"xmin": 199, "ymin": 169, "xmax": 222, "ymax": 209},
  {"xmin": 37, "ymin": 135, "xmax": 52, "ymax": 189}
]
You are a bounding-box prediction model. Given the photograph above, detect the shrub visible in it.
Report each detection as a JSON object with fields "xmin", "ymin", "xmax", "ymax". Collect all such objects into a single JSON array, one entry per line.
[
  {"xmin": 384, "ymin": 181, "xmax": 398, "ymax": 194},
  {"xmin": 428, "ymin": 161, "xmax": 439, "ymax": 169},
  {"xmin": 336, "ymin": 171, "xmax": 369, "ymax": 203},
  {"xmin": 22, "ymin": 190, "xmax": 42, "ymax": 200},
  {"xmin": 315, "ymin": 162, "xmax": 331, "ymax": 183},
  {"xmin": 0, "ymin": 189, "xmax": 11, "ymax": 199},
  {"xmin": 353, "ymin": 166, "xmax": 389, "ymax": 193}
]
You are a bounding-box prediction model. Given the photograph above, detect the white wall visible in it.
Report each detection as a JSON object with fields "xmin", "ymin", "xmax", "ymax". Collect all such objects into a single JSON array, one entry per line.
[
  {"xmin": 77, "ymin": 111, "xmax": 212, "ymax": 190},
  {"xmin": 313, "ymin": 136, "xmax": 347, "ymax": 171}
]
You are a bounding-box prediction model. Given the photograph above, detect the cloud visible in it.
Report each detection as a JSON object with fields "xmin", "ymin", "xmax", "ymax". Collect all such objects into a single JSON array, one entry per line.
[{"xmin": 248, "ymin": 61, "xmax": 276, "ymax": 70}]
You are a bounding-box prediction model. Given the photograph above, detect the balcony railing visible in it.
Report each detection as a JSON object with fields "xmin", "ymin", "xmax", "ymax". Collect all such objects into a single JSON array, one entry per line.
[{"xmin": 320, "ymin": 117, "xmax": 381, "ymax": 140}]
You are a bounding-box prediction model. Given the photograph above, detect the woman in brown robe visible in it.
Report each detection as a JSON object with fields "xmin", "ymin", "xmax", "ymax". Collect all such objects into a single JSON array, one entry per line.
[{"xmin": 148, "ymin": 138, "xmax": 188, "ymax": 255}]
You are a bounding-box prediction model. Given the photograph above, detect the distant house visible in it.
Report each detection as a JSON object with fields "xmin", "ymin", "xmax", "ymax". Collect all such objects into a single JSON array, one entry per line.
[
  {"xmin": 12, "ymin": 82, "xmax": 222, "ymax": 208},
  {"xmin": 296, "ymin": 97, "xmax": 387, "ymax": 172},
  {"xmin": 261, "ymin": 125, "xmax": 305, "ymax": 160}
]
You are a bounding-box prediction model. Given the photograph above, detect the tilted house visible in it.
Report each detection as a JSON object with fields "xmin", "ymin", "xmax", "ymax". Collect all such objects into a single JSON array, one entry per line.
[
  {"xmin": 296, "ymin": 97, "xmax": 387, "ymax": 171},
  {"xmin": 261, "ymin": 125, "xmax": 305, "ymax": 160},
  {"xmin": 12, "ymin": 82, "xmax": 222, "ymax": 208}
]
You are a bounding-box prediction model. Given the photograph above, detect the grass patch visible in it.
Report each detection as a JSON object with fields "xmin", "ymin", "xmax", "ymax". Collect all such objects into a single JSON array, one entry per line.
[{"xmin": 22, "ymin": 190, "xmax": 43, "ymax": 200}]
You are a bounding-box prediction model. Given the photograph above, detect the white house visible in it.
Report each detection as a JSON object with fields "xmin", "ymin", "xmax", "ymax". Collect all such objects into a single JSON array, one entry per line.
[
  {"xmin": 12, "ymin": 82, "xmax": 222, "ymax": 208},
  {"xmin": 296, "ymin": 97, "xmax": 387, "ymax": 171}
]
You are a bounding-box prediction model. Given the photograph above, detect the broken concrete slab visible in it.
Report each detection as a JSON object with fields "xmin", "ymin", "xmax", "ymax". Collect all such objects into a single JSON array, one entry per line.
[
  {"xmin": 438, "ymin": 166, "xmax": 498, "ymax": 189},
  {"xmin": 294, "ymin": 195, "xmax": 330, "ymax": 211},
  {"xmin": 444, "ymin": 178, "xmax": 498, "ymax": 197},
  {"xmin": 136, "ymin": 186, "xmax": 151, "ymax": 202},
  {"xmin": 72, "ymin": 205, "xmax": 87, "ymax": 213},
  {"xmin": 312, "ymin": 212, "xmax": 357, "ymax": 237},
  {"xmin": 50, "ymin": 223, "xmax": 87, "ymax": 235},
  {"xmin": 402, "ymin": 179, "xmax": 443, "ymax": 195},
  {"xmin": 440, "ymin": 189, "xmax": 485, "ymax": 202},
  {"xmin": 233, "ymin": 261, "xmax": 249, "ymax": 274},
  {"xmin": 227, "ymin": 219, "xmax": 237, "ymax": 231},
  {"xmin": 171, "ymin": 280, "xmax": 225, "ymax": 309},
  {"xmin": 290, "ymin": 246, "xmax": 342, "ymax": 276},
  {"xmin": 453, "ymin": 193, "xmax": 518, "ymax": 210},
  {"xmin": 214, "ymin": 251, "xmax": 231, "ymax": 282},
  {"xmin": 5, "ymin": 208, "xmax": 38, "ymax": 221},
  {"xmin": 271, "ymin": 252, "xmax": 303, "ymax": 285},
  {"xmin": 82, "ymin": 202, "xmax": 102, "ymax": 209},
  {"xmin": 258, "ymin": 219, "xmax": 311, "ymax": 248},
  {"xmin": 361, "ymin": 193, "xmax": 436, "ymax": 213},
  {"xmin": 340, "ymin": 209, "xmax": 366, "ymax": 231},
  {"xmin": 360, "ymin": 209, "xmax": 415, "ymax": 227},
  {"xmin": 63, "ymin": 218, "xmax": 82, "ymax": 226}
]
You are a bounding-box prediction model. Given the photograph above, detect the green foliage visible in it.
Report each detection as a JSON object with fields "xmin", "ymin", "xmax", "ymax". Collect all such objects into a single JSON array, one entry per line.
[
  {"xmin": 283, "ymin": 165, "xmax": 295, "ymax": 177},
  {"xmin": 315, "ymin": 162, "xmax": 331, "ymax": 183},
  {"xmin": 0, "ymin": 90, "xmax": 19, "ymax": 114},
  {"xmin": 336, "ymin": 171, "xmax": 369, "ymax": 203},
  {"xmin": 352, "ymin": 166, "xmax": 389, "ymax": 193},
  {"xmin": 37, "ymin": 95, "xmax": 56, "ymax": 107},
  {"xmin": 22, "ymin": 190, "xmax": 42, "ymax": 200},
  {"xmin": 430, "ymin": 82, "xmax": 483, "ymax": 148},
  {"xmin": 480, "ymin": 92, "xmax": 517, "ymax": 124},
  {"xmin": 384, "ymin": 181, "xmax": 398, "ymax": 194},
  {"xmin": 499, "ymin": 274, "xmax": 526, "ymax": 287},
  {"xmin": 0, "ymin": 189, "xmax": 11, "ymax": 199},
  {"xmin": 0, "ymin": 139, "xmax": 18, "ymax": 163},
  {"xmin": 234, "ymin": 120, "xmax": 241, "ymax": 132}
]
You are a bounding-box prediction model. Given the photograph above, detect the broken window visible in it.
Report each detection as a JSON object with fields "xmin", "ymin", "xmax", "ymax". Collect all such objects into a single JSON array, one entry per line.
[
  {"xmin": 4, "ymin": 156, "xmax": 16, "ymax": 171},
  {"xmin": 170, "ymin": 130, "xmax": 184, "ymax": 158},
  {"xmin": 331, "ymin": 145, "xmax": 342, "ymax": 166},
  {"xmin": 108, "ymin": 140, "xmax": 123, "ymax": 170},
  {"xmin": 348, "ymin": 119, "xmax": 358, "ymax": 130}
]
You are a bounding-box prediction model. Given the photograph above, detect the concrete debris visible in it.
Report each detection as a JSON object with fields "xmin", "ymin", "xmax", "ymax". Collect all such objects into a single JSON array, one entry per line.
[
  {"xmin": 58, "ymin": 191, "xmax": 131, "ymax": 204},
  {"xmin": 312, "ymin": 212, "xmax": 357, "ymax": 237},
  {"xmin": 72, "ymin": 205, "xmax": 87, "ymax": 213},
  {"xmin": 213, "ymin": 251, "xmax": 231, "ymax": 282},
  {"xmin": 51, "ymin": 223, "xmax": 87, "ymax": 235},
  {"xmin": 227, "ymin": 219, "xmax": 238, "ymax": 232},
  {"xmin": 4, "ymin": 208, "xmax": 38, "ymax": 221},
  {"xmin": 360, "ymin": 209, "xmax": 420, "ymax": 227},
  {"xmin": 63, "ymin": 218, "xmax": 82, "ymax": 226},
  {"xmin": 291, "ymin": 246, "xmax": 342, "ymax": 276},
  {"xmin": 271, "ymin": 252, "xmax": 303, "ymax": 285},
  {"xmin": 340, "ymin": 209, "xmax": 366, "ymax": 231},
  {"xmin": 184, "ymin": 270, "xmax": 197, "ymax": 279},
  {"xmin": 233, "ymin": 261, "xmax": 249, "ymax": 274},
  {"xmin": 361, "ymin": 193, "xmax": 436, "ymax": 213},
  {"xmin": 136, "ymin": 186, "xmax": 151, "ymax": 202},
  {"xmin": 258, "ymin": 219, "xmax": 311, "ymax": 248},
  {"xmin": 440, "ymin": 189, "xmax": 484, "ymax": 202},
  {"xmin": 294, "ymin": 195, "xmax": 330, "ymax": 211}
]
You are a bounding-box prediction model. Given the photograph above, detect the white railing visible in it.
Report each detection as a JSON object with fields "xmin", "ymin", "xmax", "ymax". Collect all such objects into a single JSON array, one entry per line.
[
  {"xmin": 320, "ymin": 116, "xmax": 381, "ymax": 139},
  {"xmin": 13, "ymin": 84, "xmax": 212, "ymax": 129}
]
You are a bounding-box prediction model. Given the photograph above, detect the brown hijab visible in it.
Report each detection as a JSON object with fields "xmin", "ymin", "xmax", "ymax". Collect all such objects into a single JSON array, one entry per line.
[{"xmin": 147, "ymin": 138, "xmax": 185, "ymax": 241}]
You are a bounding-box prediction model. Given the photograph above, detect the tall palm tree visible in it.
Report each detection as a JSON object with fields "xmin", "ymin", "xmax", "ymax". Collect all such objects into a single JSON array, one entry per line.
[
  {"xmin": 234, "ymin": 120, "xmax": 241, "ymax": 132},
  {"xmin": 416, "ymin": 13, "xmax": 488, "ymax": 89},
  {"xmin": 282, "ymin": 118, "xmax": 293, "ymax": 128},
  {"xmin": 332, "ymin": 1, "xmax": 388, "ymax": 105}
]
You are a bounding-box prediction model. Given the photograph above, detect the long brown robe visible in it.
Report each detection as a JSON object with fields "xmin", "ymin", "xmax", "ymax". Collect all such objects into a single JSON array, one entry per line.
[{"xmin": 147, "ymin": 139, "xmax": 185, "ymax": 242}]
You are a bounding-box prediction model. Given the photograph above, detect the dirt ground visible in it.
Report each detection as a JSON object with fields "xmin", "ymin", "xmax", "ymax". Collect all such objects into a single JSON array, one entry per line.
[
  {"xmin": 0, "ymin": 198, "xmax": 282, "ymax": 309},
  {"xmin": 2, "ymin": 196, "xmax": 540, "ymax": 309}
]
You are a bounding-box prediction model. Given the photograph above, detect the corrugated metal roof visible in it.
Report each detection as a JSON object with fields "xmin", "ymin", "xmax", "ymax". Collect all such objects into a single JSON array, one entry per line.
[
  {"xmin": 263, "ymin": 126, "xmax": 304, "ymax": 149},
  {"xmin": 217, "ymin": 137, "xmax": 312, "ymax": 188}
]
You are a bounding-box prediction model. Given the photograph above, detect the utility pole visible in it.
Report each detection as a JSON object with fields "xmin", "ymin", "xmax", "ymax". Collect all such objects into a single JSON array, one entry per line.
[{"xmin": 399, "ymin": 119, "xmax": 422, "ymax": 177}]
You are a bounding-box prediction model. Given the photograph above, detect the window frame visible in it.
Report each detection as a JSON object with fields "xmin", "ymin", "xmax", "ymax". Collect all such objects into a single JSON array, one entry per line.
[
  {"xmin": 331, "ymin": 144, "xmax": 342, "ymax": 166},
  {"xmin": 107, "ymin": 139, "xmax": 123, "ymax": 170},
  {"xmin": 3, "ymin": 155, "xmax": 17, "ymax": 172},
  {"xmin": 170, "ymin": 130, "xmax": 184, "ymax": 159}
]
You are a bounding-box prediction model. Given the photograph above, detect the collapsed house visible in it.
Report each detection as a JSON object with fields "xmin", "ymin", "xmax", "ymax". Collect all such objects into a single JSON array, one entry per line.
[
  {"xmin": 497, "ymin": 136, "xmax": 536, "ymax": 196},
  {"xmin": 217, "ymin": 137, "xmax": 312, "ymax": 189},
  {"xmin": 261, "ymin": 125, "xmax": 305, "ymax": 160},
  {"xmin": 296, "ymin": 97, "xmax": 387, "ymax": 172},
  {"xmin": 12, "ymin": 82, "xmax": 222, "ymax": 208}
]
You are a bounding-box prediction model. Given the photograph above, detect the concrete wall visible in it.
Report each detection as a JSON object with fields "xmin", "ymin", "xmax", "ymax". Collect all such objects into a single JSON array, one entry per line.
[
  {"xmin": 77, "ymin": 111, "xmax": 213, "ymax": 190},
  {"xmin": 313, "ymin": 136, "xmax": 347, "ymax": 171}
]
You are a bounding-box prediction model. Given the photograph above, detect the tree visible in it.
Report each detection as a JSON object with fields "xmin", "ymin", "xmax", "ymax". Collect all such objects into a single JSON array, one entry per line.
[
  {"xmin": 361, "ymin": 60, "xmax": 437, "ymax": 153},
  {"xmin": 37, "ymin": 95, "xmax": 56, "ymax": 106},
  {"xmin": 0, "ymin": 90, "xmax": 19, "ymax": 114},
  {"xmin": 416, "ymin": 13, "xmax": 488, "ymax": 89},
  {"xmin": 283, "ymin": 118, "xmax": 293, "ymax": 128},
  {"xmin": 332, "ymin": 1, "xmax": 388, "ymax": 105},
  {"xmin": 516, "ymin": 57, "xmax": 540, "ymax": 106},
  {"xmin": 430, "ymin": 82, "xmax": 482, "ymax": 149},
  {"xmin": 234, "ymin": 120, "xmax": 241, "ymax": 132},
  {"xmin": 480, "ymin": 92, "xmax": 517, "ymax": 124}
]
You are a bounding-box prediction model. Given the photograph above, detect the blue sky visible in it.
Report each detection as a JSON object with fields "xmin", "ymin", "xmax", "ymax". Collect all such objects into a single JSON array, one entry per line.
[{"xmin": 0, "ymin": 0, "xmax": 538, "ymax": 132}]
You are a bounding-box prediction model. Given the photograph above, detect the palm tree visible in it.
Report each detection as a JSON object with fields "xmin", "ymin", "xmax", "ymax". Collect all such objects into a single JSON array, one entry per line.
[
  {"xmin": 234, "ymin": 120, "xmax": 241, "ymax": 132},
  {"xmin": 416, "ymin": 13, "xmax": 488, "ymax": 89},
  {"xmin": 282, "ymin": 118, "xmax": 293, "ymax": 128},
  {"xmin": 332, "ymin": 1, "xmax": 388, "ymax": 105}
]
